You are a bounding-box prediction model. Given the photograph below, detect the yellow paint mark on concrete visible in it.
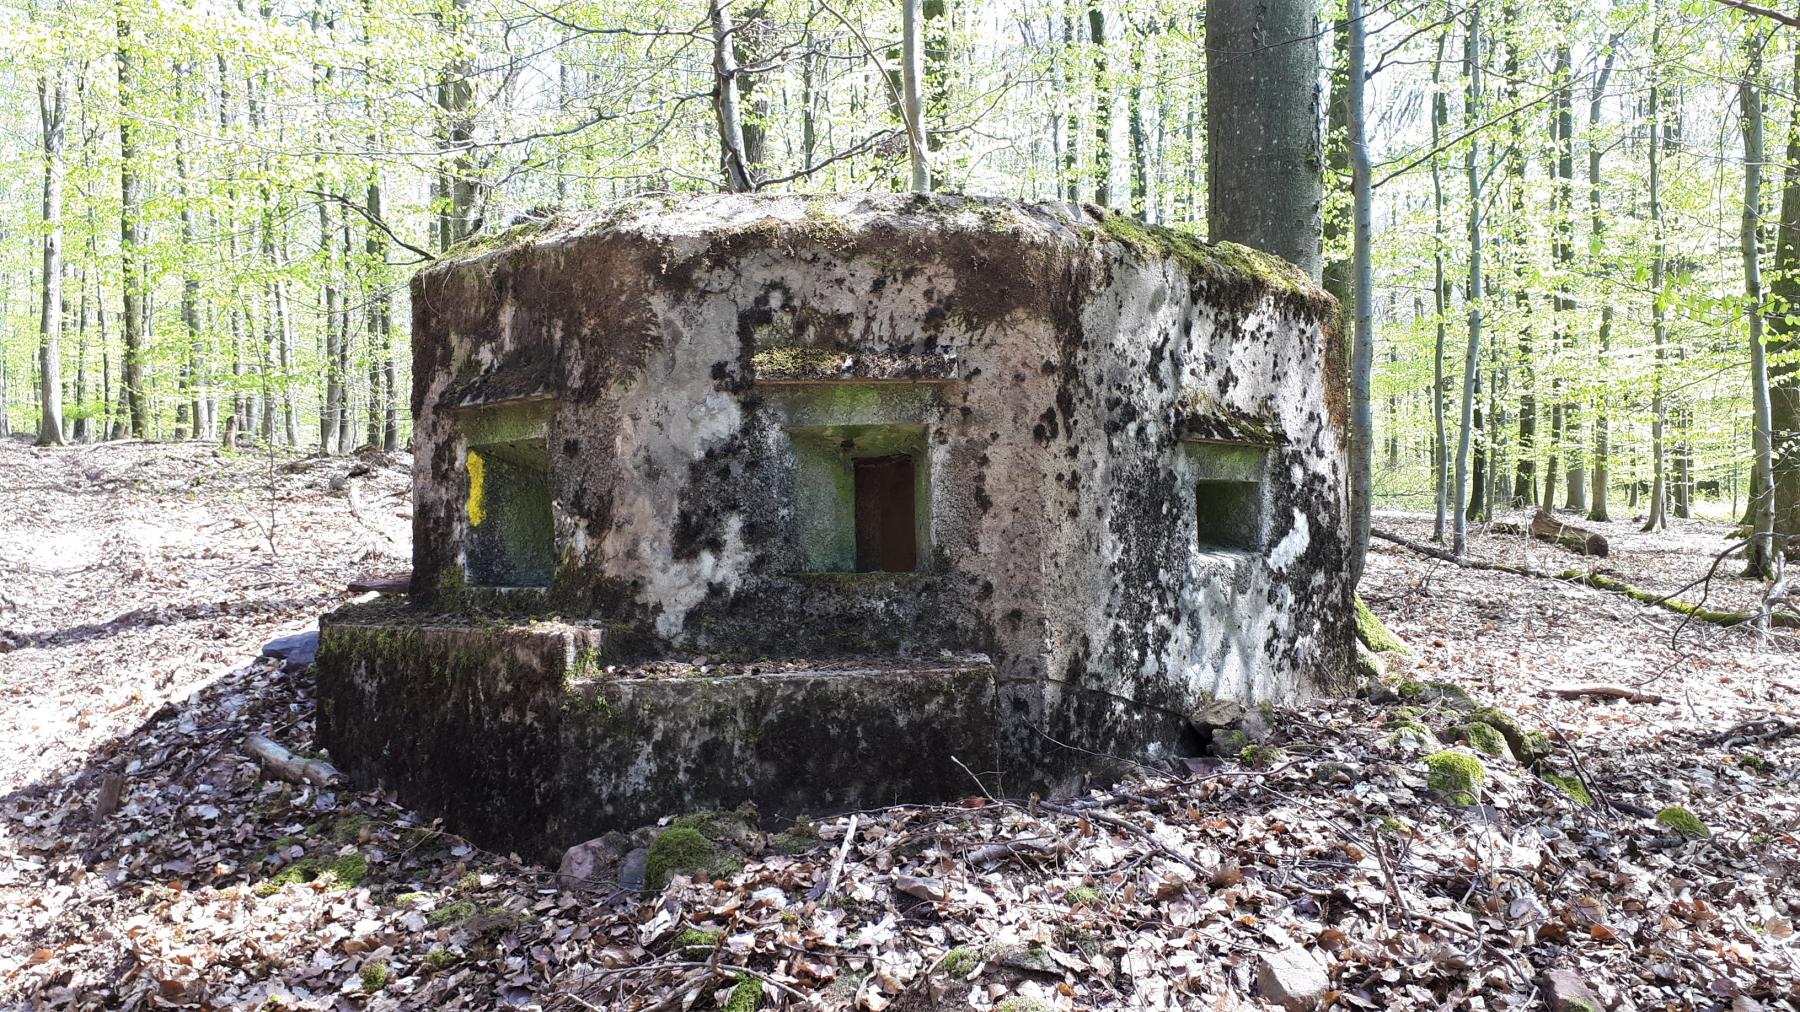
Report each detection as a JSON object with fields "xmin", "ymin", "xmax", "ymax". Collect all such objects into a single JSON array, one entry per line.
[{"xmin": 466, "ymin": 449, "xmax": 486, "ymax": 527}]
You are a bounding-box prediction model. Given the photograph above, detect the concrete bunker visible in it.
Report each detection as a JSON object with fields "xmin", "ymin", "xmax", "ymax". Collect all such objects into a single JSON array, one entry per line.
[{"xmin": 316, "ymin": 193, "xmax": 1353, "ymax": 858}]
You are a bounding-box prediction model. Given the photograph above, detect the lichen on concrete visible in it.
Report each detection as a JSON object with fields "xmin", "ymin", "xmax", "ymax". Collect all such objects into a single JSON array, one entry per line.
[{"xmin": 322, "ymin": 192, "xmax": 1352, "ymax": 854}]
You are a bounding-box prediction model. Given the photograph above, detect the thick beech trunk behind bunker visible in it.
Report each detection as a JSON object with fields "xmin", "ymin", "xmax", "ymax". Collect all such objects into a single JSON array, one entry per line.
[{"xmin": 855, "ymin": 454, "xmax": 917, "ymax": 573}]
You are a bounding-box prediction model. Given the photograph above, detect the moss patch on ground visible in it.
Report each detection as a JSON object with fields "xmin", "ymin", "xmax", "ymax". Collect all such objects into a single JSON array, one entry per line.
[
  {"xmin": 1655, "ymin": 805, "xmax": 1712, "ymax": 839},
  {"xmin": 1453, "ymin": 721, "xmax": 1509, "ymax": 759},
  {"xmin": 723, "ymin": 975, "xmax": 763, "ymax": 1011},
  {"xmin": 1544, "ymin": 774, "xmax": 1593, "ymax": 807},
  {"xmin": 426, "ymin": 901, "xmax": 477, "ymax": 928},
  {"xmin": 939, "ymin": 946, "xmax": 980, "ymax": 977},
  {"xmin": 1426, "ymin": 750, "xmax": 1485, "ymax": 803}
]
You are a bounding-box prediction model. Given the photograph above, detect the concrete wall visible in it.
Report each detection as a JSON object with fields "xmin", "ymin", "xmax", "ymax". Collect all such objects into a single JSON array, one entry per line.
[{"xmin": 406, "ymin": 193, "xmax": 1351, "ymax": 784}]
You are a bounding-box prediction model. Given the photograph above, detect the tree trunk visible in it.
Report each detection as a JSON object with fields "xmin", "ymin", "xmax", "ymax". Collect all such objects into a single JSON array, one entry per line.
[
  {"xmin": 1454, "ymin": 8, "xmax": 1486, "ymax": 556},
  {"xmin": 1205, "ymin": 0, "xmax": 1323, "ymax": 279},
  {"xmin": 902, "ymin": 0, "xmax": 929, "ymax": 191},
  {"xmin": 1762, "ymin": 9, "xmax": 1800, "ymax": 546},
  {"xmin": 1321, "ymin": 13, "xmax": 1352, "ymax": 332},
  {"xmin": 1643, "ymin": 15, "xmax": 1669, "ymax": 532},
  {"xmin": 1088, "ymin": 5, "xmax": 1109, "ymax": 206},
  {"xmin": 1742, "ymin": 34, "xmax": 1779, "ymax": 580},
  {"xmin": 710, "ymin": 0, "xmax": 754, "ymax": 193},
  {"xmin": 436, "ymin": 0, "xmax": 477, "ymax": 247},
  {"xmin": 37, "ymin": 70, "xmax": 69, "ymax": 446},
  {"xmin": 1586, "ymin": 41, "xmax": 1619, "ymax": 522},
  {"xmin": 117, "ymin": 2, "xmax": 147, "ymax": 438},
  {"xmin": 1432, "ymin": 32, "xmax": 1450, "ymax": 544},
  {"xmin": 1346, "ymin": 0, "xmax": 1373, "ymax": 587},
  {"xmin": 1504, "ymin": 4, "xmax": 1535, "ymax": 508}
]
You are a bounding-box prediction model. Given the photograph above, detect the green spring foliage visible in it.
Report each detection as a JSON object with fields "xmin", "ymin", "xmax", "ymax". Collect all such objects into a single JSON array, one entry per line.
[
  {"xmin": 1425, "ymin": 750, "xmax": 1486, "ymax": 803},
  {"xmin": 1655, "ymin": 805, "xmax": 1712, "ymax": 839}
]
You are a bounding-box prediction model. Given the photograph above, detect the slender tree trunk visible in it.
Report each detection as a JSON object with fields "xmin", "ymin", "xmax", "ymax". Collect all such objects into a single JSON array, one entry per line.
[
  {"xmin": 1432, "ymin": 33, "xmax": 1450, "ymax": 543},
  {"xmin": 1205, "ymin": 0, "xmax": 1324, "ymax": 278},
  {"xmin": 1454, "ymin": 9, "xmax": 1485, "ymax": 556},
  {"xmin": 1761, "ymin": 9, "xmax": 1800, "ymax": 545},
  {"xmin": 1742, "ymin": 30, "xmax": 1780, "ymax": 580},
  {"xmin": 1346, "ymin": 0, "xmax": 1374, "ymax": 586},
  {"xmin": 320, "ymin": 198, "xmax": 341, "ymax": 454},
  {"xmin": 1503, "ymin": 3, "xmax": 1534, "ymax": 508},
  {"xmin": 1088, "ymin": 4, "xmax": 1109, "ymax": 206},
  {"xmin": 36, "ymin": 70, "xmax": 69, "ymax": 446},
  {"xmin": 1128, "ymin": 17, "xmax": 1151, "ymax": 216},
  {"xmin": 436, "ymin": 0, "xmax": 477, "ymax": 246},
  {"xmin": 117, "ymin": 2, "xmax": 148, "ymax": 437},
  {"xmin": 902, "ymin": 0, "xmax": 929, "ymax": 191},
  {"xmin": 1586, "ymin": 39, "xmax": 1619, "ymax": 521},
  {"xmin": 1644, "ymin": 14, "xmax": 1669, "ymax": 532},
  {"xmin": 710, "ymin": 0, "xmax": 754, "ymax": 193},
  {"xmin": 72, "ymin": 265, "xmax": 90, "ymax": 442},
  {"xmin": 1322, "ymin": 14, "xmax": 1352, "ymax": 331}
]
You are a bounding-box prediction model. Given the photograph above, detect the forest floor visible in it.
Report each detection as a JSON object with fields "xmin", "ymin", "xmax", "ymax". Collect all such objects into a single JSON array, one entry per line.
[{"xmin": 1, "ymin": 436, "xmax": 1796, "ymax": 1011}]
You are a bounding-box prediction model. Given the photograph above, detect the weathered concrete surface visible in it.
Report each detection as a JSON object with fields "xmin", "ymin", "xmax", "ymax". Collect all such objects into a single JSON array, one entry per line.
[
  {"xmin": 317, "ymin": 607, "xmax": 995, "ymax": 857},
  {"xmin": 320, "ymin": 192, "xmax": 1352, "ymax": 851},
  {"xmin": 557, "ymin": 657, "xmax": 998, "ymax": 840}
]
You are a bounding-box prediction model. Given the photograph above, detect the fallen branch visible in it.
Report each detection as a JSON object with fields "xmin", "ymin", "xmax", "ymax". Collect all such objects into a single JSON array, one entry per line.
[
  {"xmin": 1544, "ymin": 684, "xmax": 1671, "ymax": 705},
  {"xmin": 1560, "ymin": 571, "xmax": 1800, "ymax": 629},
  {"xmin": 244, "ymin": 734, "xmax": 341, "ymax": 787},
  {"xmin": 1371, "ymin": 528, "xmax": 1551, "ymax": 578},
  {"xmin": 1373, "ymin": 528, "xmax": 1795, "ymax": 632}
]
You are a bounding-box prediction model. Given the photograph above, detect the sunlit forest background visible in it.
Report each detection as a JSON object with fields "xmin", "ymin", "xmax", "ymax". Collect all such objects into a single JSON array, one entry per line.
[{"xmin": 1, "ymin": 0, "xmax": 1792, "ymax": 526}]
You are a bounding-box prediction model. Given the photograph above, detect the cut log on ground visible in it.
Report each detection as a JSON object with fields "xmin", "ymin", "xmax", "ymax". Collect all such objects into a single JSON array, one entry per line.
[
  {"xmin": 348, "ymin": 573, "xmax": 410, "ymax": 595},
  {"xmin": 1532, "ymin": 509, "xmax": 1608, "ymax": 557},
  {"xmin": 244, "ymin": 734, "xmax": 342, "ymax": 786}
]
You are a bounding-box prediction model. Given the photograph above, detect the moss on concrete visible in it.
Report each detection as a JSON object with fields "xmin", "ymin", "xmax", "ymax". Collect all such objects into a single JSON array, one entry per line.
[
  {"xmin": 1096, "ymin": 213, "xmax": 1334, "ymax": 323},
  {"xmin": 1655, "ymin": 805, "xmax": 1711, "ymax": 839},
  {"xmin": 1425, "ymin": 750, "xmax": 1485, "ymax": 803},
  {"xmin": 751, "ymin": 346, "xmax": 849, "ymax": 380}
]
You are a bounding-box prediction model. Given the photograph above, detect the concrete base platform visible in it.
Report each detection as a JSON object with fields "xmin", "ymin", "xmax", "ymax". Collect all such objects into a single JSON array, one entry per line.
[{"xmin": 316, "ymin": 607, "xmax": 998, "ymax": 859}]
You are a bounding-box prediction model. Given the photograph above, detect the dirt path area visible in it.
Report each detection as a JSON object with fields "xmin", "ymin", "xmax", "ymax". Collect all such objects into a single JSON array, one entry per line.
[{"xmin": 2, "ymin": 442, "xmax": 1795, "ymax": 1010}]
